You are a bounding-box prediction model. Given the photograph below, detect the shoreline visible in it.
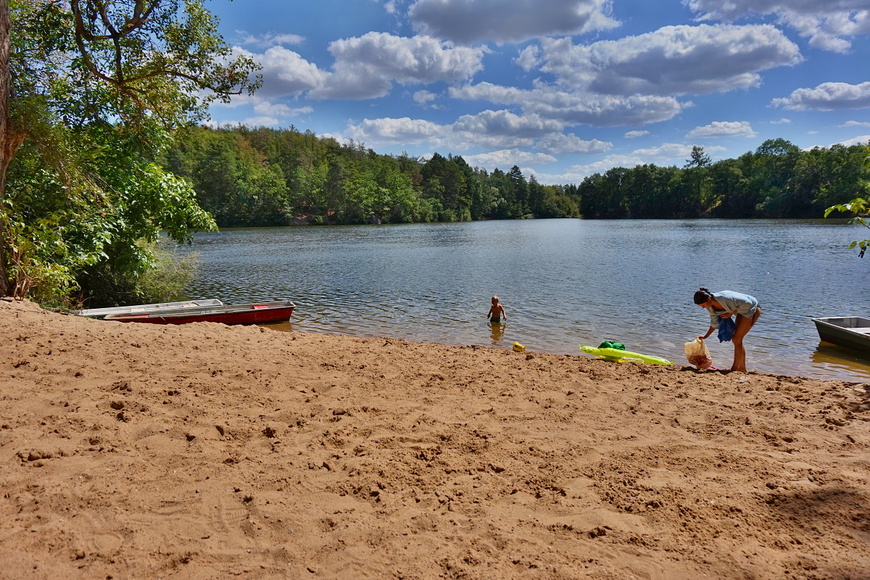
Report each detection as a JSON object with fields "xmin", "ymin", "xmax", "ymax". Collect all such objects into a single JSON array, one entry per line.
[{"xmin": 2, "ymin": 298, "xmax": 868, "ymax": 578}]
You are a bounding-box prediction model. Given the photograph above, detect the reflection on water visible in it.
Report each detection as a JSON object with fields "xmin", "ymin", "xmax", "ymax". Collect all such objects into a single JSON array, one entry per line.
[
  {"xmin": 489, "ymin": 321, "xmax": 506, "ymax": 346},
  {"xmin": 177, "ymin": 219, "xmax": 870, "ymax": 382},
  {"xmin": 811, "ymin": 343, "xmax": 870, "ymax": 377}
]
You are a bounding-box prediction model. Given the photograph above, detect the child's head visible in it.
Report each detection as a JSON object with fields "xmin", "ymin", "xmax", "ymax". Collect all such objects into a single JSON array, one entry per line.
[{"xmin": 491, "ymin": 296, "xmax": 499, "ymax": 304}]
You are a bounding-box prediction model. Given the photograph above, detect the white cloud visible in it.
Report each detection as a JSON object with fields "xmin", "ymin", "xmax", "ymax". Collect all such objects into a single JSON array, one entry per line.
[
  {"xmin": 550, "ymin": 142, "xmax": 729, "ymax": 181},
  {"xmin": 245, "ymin": 33, "xmax": 487, "ymax": 101},
  {"xmin": 841, "ymin": 120, "xmax": 870, "ymax": 128},
  {"xmin": 537, "ymin": 24, "xmax": 802, "ymax": 96},
  {"xmin": 210, "ymin": 90, "xmax": 314, "ymax": 123},
  {"xmin": 413, "ymin": 90, "xmax": 437, "ymax": 105},
  {"xmin": 408, "ymin": 0, "xmax": 618, "ymax": 44},
  {"xmin": 249, "ymin": 46, "xmax": 329, "ymax": 97},
  {"xmin": 606, "ymin": 142, "xmax": 701, "ymax": 167},
  {"xmin": 464, "ymin": 149, "xmax": 558, "ymax": 170},
  {"xmin": 450, "ymin": 82, "xmax": 686, "ymax": 126},
  {"xmin": 528, "ymin": 167, "xmax": 589, "ymax": 185},
  {"xmin": 685, "ymin": 0, "xmax": 870, "ymax": 53},
  {"xmin": 346, "ymin": 117, "xmax": 446, "ymax": 144},
  {"xmin": 453, "ymin": 110, "xmax": 563, "ymax": 138},
  {"xmin": 686, "ymin": 121, "xmax": 757, "ymax": 139},
  {"xmin": 312, "ymin": 33, "xmax": 487, "ymax": 99},
  {"xmin": 236, "ymin": 116, "xmax": 281, "ymax": 127},
  {"xmin": 238, "ymin": 31, "xmax": 306, "ymax": 48},
  {"xmin": 515, "ymin": 45, "xmax": 541, "ymax": 71},
  {"xmin": 771, "ymin": 81, "xmax": 870, "ymax": 111},
  {"xmin": 343, "ymin": 109, "xmax": 613, "ymax": 155},
  {"xmin": 253, "ymin": 102, "xmax": 313, "ymax": 117},
  {"xmin": 833, "ymin": 135, "xmax": 870, "ymax": 147},
  {"xmin": 625, "ymin": 130, "xmax": 649, "ymax": 138},
  {"xmin": 446, "ymin": 110, "xmax": 568, "ymax": 150},
  {"xmin": 535, "ymin": 133, "xmax": 612, "ymax": 154},
  {"xmin": 329, "ymin": 33, "xmax": 485, "ymax": 83}
]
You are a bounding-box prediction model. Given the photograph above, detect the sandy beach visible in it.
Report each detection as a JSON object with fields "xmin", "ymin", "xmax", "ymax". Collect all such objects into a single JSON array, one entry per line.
[{"xmin": 1, "ymin": 297, "xmax": 868, "ymax": 579}]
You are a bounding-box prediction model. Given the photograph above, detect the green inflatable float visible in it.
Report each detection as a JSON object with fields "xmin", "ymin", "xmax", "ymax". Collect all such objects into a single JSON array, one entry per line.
[{"xmin": 579, "ymin": 344, "xmax": 674, "ymax": 366}]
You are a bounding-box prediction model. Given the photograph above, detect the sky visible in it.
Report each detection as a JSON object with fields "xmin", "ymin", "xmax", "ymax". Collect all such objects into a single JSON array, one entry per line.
[{"xmin": 205, "ymin": 0, "xmax": 870, "ymax": 185}]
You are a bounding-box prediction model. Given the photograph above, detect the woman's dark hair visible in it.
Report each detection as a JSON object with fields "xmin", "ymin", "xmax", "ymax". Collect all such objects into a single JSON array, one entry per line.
[{"xmin": 693, "ymin": 287, "xmax": 713, "ymax": 304}]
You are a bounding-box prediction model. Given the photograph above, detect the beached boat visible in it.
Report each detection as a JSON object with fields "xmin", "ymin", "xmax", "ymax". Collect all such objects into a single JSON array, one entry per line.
[
  {"xmin": 103, "ymin": 300, "xmax": 295, "ymax": 325},
  {"xmin": 77, "ymin": 299, "xmax": 224, "ymax": 319},
  {"xmin": 812, "ymin": 316, "xmax": 870, "ymax": 354}
]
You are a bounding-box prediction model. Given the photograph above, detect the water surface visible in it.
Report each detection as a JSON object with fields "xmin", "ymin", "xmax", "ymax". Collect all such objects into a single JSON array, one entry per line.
[{"xmin": 177, "ymin": 219, "xmax": 870, "ymax": 382}]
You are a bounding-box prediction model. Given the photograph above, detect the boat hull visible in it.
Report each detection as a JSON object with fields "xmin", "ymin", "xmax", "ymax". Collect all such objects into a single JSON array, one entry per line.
[
  {"xmin": 104, "ymin": 301, "xmax": 295, "ymax": 325},
  {"xmin": 812, "ymin": 317, "xmax": 870, "ymax": 353}
]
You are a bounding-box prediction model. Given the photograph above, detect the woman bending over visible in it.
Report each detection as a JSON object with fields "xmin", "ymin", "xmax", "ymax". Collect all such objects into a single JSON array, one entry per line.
[{"xmin": 694, "ymin": 288, "xmax": 761, "ymax": 372}]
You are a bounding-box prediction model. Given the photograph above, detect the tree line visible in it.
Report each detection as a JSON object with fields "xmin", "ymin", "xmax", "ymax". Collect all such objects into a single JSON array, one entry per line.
[
  {"xmin": 163, "ymin": 125, "xmax": 580, "ymax": 226},
  {"xmin": 165, "ymin": 127, "xmax": 869, "ymax": 227},
  {"xmin": 580, "ymin": 140, "xmax": 868, "ymax": 219}
]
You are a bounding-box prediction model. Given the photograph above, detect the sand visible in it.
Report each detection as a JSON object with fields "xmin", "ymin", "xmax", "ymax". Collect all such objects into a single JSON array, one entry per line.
[{"xmin": 1, "ymin": 297, "xmax": 868, "ymax": 579}]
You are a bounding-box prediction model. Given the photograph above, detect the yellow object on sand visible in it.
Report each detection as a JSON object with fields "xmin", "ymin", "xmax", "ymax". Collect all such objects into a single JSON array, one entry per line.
[
  {"xmin": 513, "ymin": 342, "xmax": 525, "ymax": 352},
  {"xmin": 579, "ymin": 345, "xmax": 673, "ymax": 365}
]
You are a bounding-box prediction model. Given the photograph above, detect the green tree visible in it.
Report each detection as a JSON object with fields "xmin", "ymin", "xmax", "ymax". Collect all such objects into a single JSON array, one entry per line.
[
  {"xmin": 162, "ymin": 127, "xmax": 870, "ymax": 227},
  {"xmin": 752, "ymin": 138, "xmax": 801, "ymax": 217},
  {"xmin": 825, "ymin": 151, "xmax": 870, "ymax": 258},
  {"xmin": 665, "ymin": 168, "xmax": 702, "ymax": 218},
  {"xmin": 707, "ymin": 159, "xmax": 746, "ymax": 217},
  {"xmin": 508, "ymin": 166, "xmax": 529, "ymax": 217},
  {"xmin": 714, "ymin": 151, "xmax": 758, "ymax": 217},
  {"xmin": 685, "ymin": 145, "xmax": 711, "ymax": 168},
  {"xmin": 579, "ymin": 167, "xmax": 631, "ymax": 218},
  {"xmin": 484, "ymin": 168, "xmax": 514, "ymax": 219},
  {"xmin": 684, "ymin": 145, "xmax": 711, "ymax": 210},
  {"xmin": 8, "ymin": 121, "xmax": 216, "ymax": 304},
  {"xmin": 468, "ymin": 167, "xmax": 494, "ymax": 219},
  {"xmin": 420, "ymin": 153, "xmax": 471, "ymax": 220},
  {"xmin": 1, "ymin": 0, "xmax": 260, "ymax": 300},
  {"xmin": 808, "ymin": 144, "xmax": 869, "ymax": 211}
]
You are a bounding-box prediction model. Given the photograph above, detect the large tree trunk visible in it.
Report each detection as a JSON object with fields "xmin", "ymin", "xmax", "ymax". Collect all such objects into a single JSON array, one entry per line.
[{"xmin": 0, "ymin": 0, "xmax": 26, "ymax": 297}]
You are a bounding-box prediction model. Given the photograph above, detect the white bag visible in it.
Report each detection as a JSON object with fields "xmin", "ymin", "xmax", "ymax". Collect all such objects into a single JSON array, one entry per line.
[{"xmin": 684, "ymin": 338, "xmax": 713, "ymax": 370}]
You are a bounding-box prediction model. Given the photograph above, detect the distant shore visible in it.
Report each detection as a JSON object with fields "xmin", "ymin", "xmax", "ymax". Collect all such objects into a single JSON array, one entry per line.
[{"xmin": 1, "ymin": 298, "xmax": 868, "ymax": 579}]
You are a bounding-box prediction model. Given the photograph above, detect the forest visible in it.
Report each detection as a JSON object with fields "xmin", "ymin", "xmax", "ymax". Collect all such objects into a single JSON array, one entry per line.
[{"xmin": 164, "ymin": 126, "xmax": 869, "ymax": 227}]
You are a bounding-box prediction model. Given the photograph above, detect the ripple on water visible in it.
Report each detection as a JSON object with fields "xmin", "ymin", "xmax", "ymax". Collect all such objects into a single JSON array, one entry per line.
[{"xmin": 177, "ymin": 220, "xmax": 870, "ymax": 381}]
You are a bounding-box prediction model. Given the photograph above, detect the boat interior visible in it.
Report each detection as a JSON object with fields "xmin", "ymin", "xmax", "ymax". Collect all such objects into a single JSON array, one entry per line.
[{"xmin": 822, "ymin": 317, "xmax": 870, "ymax": 332}]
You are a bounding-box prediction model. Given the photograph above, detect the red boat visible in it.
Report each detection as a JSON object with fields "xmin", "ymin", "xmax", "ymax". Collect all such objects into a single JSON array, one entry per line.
[{"xmin": 104, "ymin": 300, "xmax": 295, "ymax": 325}]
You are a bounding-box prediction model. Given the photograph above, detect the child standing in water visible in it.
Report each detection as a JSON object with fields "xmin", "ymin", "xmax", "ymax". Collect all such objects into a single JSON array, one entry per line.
[{"xmin": 487, "ymin": 296, "xmax": 507, "ymax": 323}]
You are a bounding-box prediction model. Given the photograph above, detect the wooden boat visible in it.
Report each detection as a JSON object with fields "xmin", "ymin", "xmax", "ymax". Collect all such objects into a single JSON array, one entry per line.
[
  {"xmin": 103, "ymin": 300, "xmax": 295, "ymax": 325},
  {"xmin": 812, "ymin": 316, "xmax": 870, "ymax": 353},
  {"xmin": 77, "ymin": 299, "xmax": 224, "ymax": 319}
]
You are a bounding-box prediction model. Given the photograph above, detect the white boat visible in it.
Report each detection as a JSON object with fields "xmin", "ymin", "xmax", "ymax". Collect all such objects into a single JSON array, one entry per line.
[
  {"xmin": 76, "ymin": 299, "xmax": 224, "ymax": 319},
  {"xmin": 812, "ymin": 317, "xmax": 870, "ymax": 354},
  {"xmin": 103, "ymin": 300, "xmax": 295, "ymax": 325}
]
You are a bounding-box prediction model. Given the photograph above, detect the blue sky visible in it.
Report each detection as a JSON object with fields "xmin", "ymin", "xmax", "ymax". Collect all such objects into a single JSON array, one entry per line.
[{"xmin": 205, "ymin": 0, "xmax": 870, "ymax": 184}]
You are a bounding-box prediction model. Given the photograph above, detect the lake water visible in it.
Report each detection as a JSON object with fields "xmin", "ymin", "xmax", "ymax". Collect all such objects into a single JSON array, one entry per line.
[{"xmin": 176, "ymin": 219, "xmax": 870, "ymax": 382}]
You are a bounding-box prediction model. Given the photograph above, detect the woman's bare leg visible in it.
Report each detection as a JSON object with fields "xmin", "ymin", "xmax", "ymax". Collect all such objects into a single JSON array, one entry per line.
[{"xmin": 730, "ymin": 307, "xmax": 761, "ymax": 372}]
